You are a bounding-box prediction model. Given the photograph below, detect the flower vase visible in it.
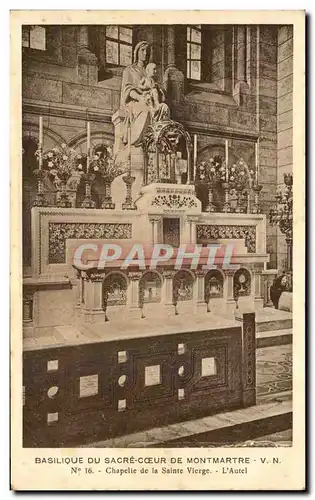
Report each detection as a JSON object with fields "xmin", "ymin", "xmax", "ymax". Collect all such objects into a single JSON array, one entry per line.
[
  {"xmin": 56, "ymin": 179, "xmax": 72, "ymax": 208},
  {"xmin": 101, "ymin": 181, "xmax": 115, "ymax": 210},
  {"xmin": 204, "ymin": 185, "xmax": 216, "ymax": 212},
  {"xmin": 81, "ymin": 173, "xmax": 96, "ymax": 209},
  {"xmin": 32, "ymin": 169, "xmax": 49, "ymax": 207},
  {"xmin": 122, "ymin": 174, "xmax": 136, "ymax": 210}
]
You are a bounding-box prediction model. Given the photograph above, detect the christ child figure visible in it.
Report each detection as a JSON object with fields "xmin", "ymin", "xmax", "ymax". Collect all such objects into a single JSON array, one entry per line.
[{"xmin": 139, "ymin": 63, "xmax": 162, "ymax": 115}]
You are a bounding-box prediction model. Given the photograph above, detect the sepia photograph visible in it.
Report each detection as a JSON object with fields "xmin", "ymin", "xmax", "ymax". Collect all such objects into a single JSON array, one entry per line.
[{"xmin": 10, "ymin": 10, "xmax": 305, "ymax": 490}]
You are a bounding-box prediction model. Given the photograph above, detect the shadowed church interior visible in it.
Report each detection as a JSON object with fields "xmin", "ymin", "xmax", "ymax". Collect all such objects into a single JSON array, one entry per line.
[{"xmin": 22, "ymin": 24, "xmax": 293, "ymax": 448}]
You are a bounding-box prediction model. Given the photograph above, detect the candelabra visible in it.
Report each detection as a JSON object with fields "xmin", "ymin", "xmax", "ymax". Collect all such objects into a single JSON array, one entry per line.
[
  {"xmin": 102, "ymin": 181, "xmax": 115, "ymax": 209},
  {"xmin": 251, "ymin": 182, "xmax": 263, "ymax": 214},
  {"xmin": 80, "ymin": 172, "xmax": 96, "ymax": 208},
  {"xmin": 122, "ymin": 173, "xmax": 136, "ymax": 210},
  {"xmin": 32, "ymin": 168, "xmax": 49, "ymax": 207},
  {"xmin": 204, "ymin": 184, "xmax": 216, "ymax": 212},
  {"xmin": 222, "ymin": 182, "xmax": 231, "ymax": 213},
  {"xmin": 269, "ymin": 173, "xmax": 293, "ymax": 271}
]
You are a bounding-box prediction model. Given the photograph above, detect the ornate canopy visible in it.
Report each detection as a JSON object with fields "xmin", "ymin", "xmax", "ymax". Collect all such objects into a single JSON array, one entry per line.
[{"xmin": 143, "ymin": 119, "xmax": 192, "ymax": 154}]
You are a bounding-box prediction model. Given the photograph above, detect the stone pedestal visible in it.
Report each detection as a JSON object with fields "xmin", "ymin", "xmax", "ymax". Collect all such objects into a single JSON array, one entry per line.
[{"xmin": 136, "ymin": 183, "xmax": 201, "ymax": 217}]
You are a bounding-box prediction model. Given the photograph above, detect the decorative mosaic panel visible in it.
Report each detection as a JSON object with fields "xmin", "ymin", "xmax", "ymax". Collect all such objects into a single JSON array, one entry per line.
[
  {"xmin": 48, "ymin": 222, "xmax": 132, "ymax": 264},
  {"xmin": 196, "ymin": 224, "xmax": 256, "ymax": 253}
]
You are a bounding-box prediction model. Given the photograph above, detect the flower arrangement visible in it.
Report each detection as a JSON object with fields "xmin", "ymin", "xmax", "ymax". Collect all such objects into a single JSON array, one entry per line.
[
  {"xmin": 195, "ymin": 155, "xmax": 226, "ymax": 184},
  {"xmin": 89, "ymin": 145, "xmax": 125, "ymax": 182},
  {"xmin": 35, "ymin": 143, "xmax": 84, "ymax": 184},
  {"xmin": 228, "ymin": 159, "xmax": 253, "ymax": 190}
]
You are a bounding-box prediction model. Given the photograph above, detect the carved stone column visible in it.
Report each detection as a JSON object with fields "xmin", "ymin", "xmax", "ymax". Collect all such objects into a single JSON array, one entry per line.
[
  {"xmin": 235, "ymin": 310, "xmax": 256, "ymax": 407},
  {"xmin": 252, "ymin": 268, "xmax": 264, "ymax": 310},
  {"xmin": 83, "ymin": 271, "xmax": 105, "ymax": 323},
  {"xmin": 128, "ymin": 271, "xmax": 142, "ymax": 319},
  {"xmin": 77, "ymin": 26, "xmax": 98, "ymax": 85},
  {"xmin": 162, "ymin": 270, "xmax": 176, "ymax": 316},
  {"xmin": 149, "ymin": 216, "xmax": 162, "ymax": 244},
  {"xmin": 73, "ymin": 269, "xmax": 82, "ymax": 309},
  {"xmin": 195, "ymin": 269, "xmax": 207, "ymax": 314},
  {"xmin": 186, "ymin": 215, "xmax": 199, "ymax": 244},
  {"xmin": 163, "ymin": 26, "xmax": 184, "ymax": 102},
  {"xmin": 223, "ymin": 269, "xmax": 237, "ymax": 317}
]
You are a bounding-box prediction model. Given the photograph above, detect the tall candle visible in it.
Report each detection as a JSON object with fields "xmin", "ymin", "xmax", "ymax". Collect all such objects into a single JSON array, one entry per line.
[
  {"xmin": 38, "ymin": 116, "xmax": 43, "ymax": 170},
  {"xmin": 255, "ymin": 139, "xmax": 259, "ymax": 183},
  {"xmin": 86, "ymin": 121, "xmax": 91, "ymax": 172},
  {"xmin": 225, "ymin": 139, "xmax": 229, "ymax": 182},
  {"xmin": 193, "ymin": 134, "xmax": 197, "ymax": 181}
]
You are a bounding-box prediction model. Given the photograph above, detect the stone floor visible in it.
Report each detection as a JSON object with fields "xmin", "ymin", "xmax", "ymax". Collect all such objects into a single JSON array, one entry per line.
[{"xmin": 84, "ymin": 343, "xmax": 293, "ymax": 449}]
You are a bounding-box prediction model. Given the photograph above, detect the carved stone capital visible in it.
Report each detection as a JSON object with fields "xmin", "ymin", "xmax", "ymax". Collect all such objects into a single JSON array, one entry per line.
[
  {"xmin": 195, "ymin": 268, "xmax": 207, "ymax": 277},
  {"xmin": 223, "ymin": 268, "xmax": 236, "ymax": 277},
  {"xmin": 128, "ymin": 271, "xmax": 143, "ymax": 281},
  {"xmin": 186, "ymin": 215, "xmax": 200, "ymax": 223},
  {"xmin": 88, "ymin": 272, "xmax": 104, "ymax": 283},
  {"xmin": 163, "ymin": 270, "xmax": 175, "ymax": 279},
  {"xmin": 149, "ymin": 215, "xmax": 162, "ymax": 223}
]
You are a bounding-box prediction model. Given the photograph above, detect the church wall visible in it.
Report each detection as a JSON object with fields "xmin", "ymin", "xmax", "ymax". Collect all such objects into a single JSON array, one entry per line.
[
  {"xmin": 257, "ymin": 25, "xmax": 278, "ymax": 269},
  {"xmin": 277, "ymin": 25, "xmax": 293, "ymax": 271}
]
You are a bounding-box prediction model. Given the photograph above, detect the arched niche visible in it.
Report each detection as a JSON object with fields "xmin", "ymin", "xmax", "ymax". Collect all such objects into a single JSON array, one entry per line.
[
  {"xmin": 204, "ymin": 269, "xmax": 224, "ymax": 304},
  {"xmin": 139, "ymin": 271, "xmax": 163, "ymax": 309},
  {"xmin": 103, "ymin": 272, "xmax": 128, "ymax": 309},
  {"xmin": 173, "ymin": 270, "xmax": 195, "ymax": 304},
  {"xmin": 233, "ymin": 267, "xmax": 251, "ymax": 298}
]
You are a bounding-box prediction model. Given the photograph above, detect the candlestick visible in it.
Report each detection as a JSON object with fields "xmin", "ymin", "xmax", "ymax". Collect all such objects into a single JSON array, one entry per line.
[
  {"xmin": 128, "ymin": 125, "xmax": 132, "ymax": 174},
  {"xmin": 38, "ymin": 116, "xmax": 43, "ymax": 170},
  {"xmin": 255, "ymin": 139, "xmax": 259, "ymax": 183},
  {"xmin": 225, "ymin": 139, "xmax": 229, "ymax": 183},
  {"xmin": 193, "ymin": 134, "xmax": 197, "ymax": 181},
  {"xmin": 86, "ymin": 121, "xmax": 91, "ymax": 172}
]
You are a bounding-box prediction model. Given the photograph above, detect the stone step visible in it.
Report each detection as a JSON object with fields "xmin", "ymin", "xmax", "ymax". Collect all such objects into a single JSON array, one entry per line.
[
  {"xmin": 83, "ymin": 399, "xmax": 292, "ymax": 448},
  {"xmin": 255, "ymin": 307, "xmax": 292, "ymax": 333},
  {"xmin": 256, "ymin": 328, "xmax": 293, "ymax": 349}
]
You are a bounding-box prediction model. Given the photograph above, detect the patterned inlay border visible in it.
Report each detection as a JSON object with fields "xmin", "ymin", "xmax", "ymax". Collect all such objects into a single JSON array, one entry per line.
[
  {"xmin": 196, "ymin": 224, "xmax": 256, "ymax": 253},
  {"xmin": 48, "ymin": 222, "xmax": 132, "ymax": 264}
]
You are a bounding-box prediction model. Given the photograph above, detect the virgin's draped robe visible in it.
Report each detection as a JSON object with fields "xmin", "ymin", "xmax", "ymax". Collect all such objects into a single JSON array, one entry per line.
[{"xmin": 120, "ymin": 63, "xmax": 170, "ymax": 147}]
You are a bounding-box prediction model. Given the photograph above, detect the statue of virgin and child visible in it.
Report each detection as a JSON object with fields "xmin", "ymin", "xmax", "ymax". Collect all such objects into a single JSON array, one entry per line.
[{"xmin": 120, "ymin": 40, "xmax": 170, "ymax": 148}]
